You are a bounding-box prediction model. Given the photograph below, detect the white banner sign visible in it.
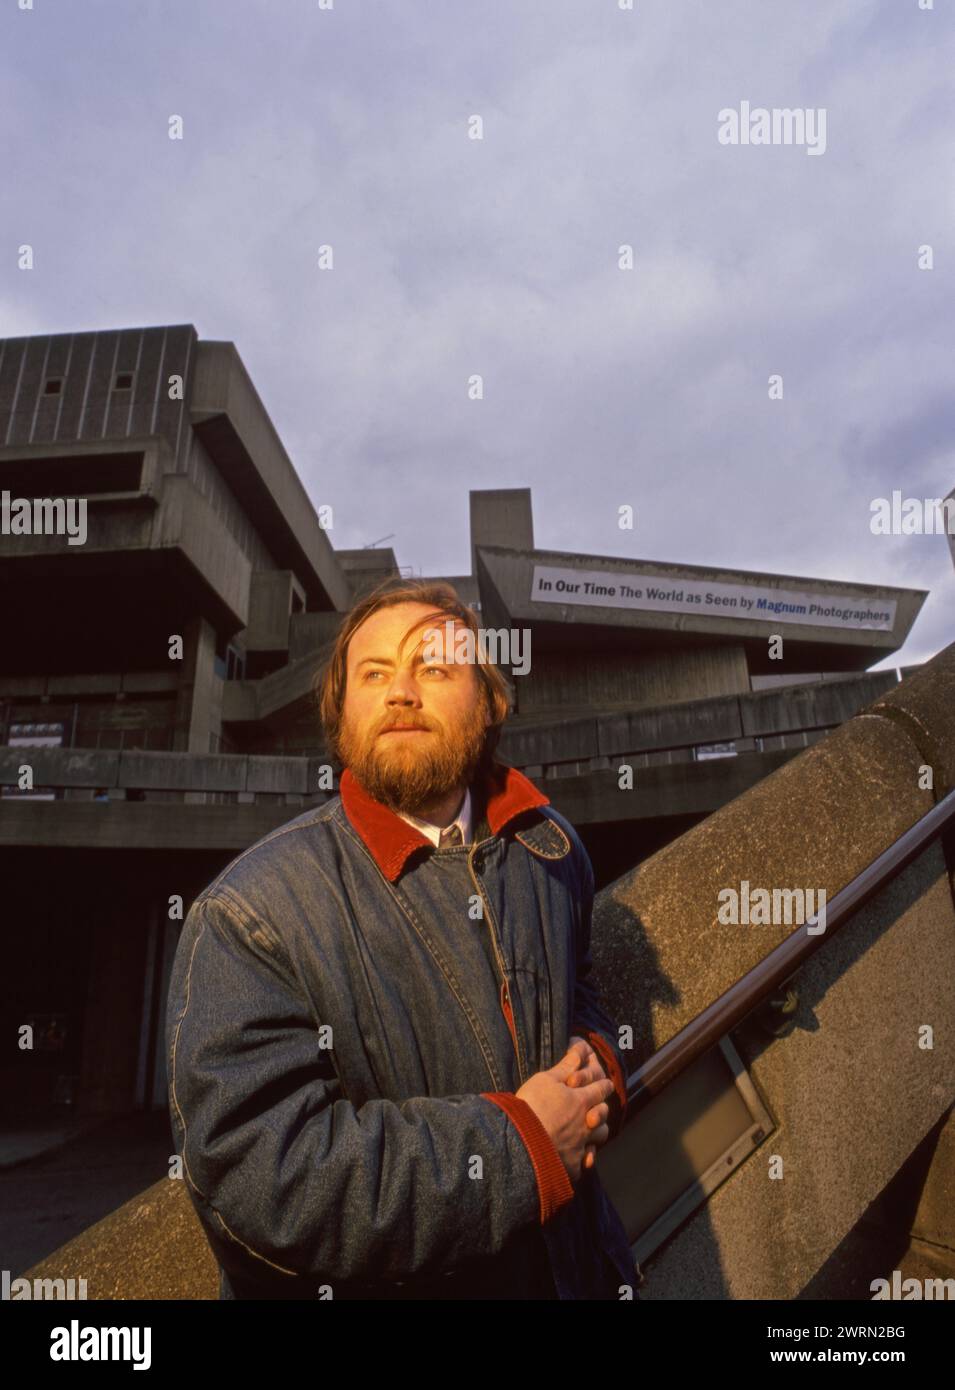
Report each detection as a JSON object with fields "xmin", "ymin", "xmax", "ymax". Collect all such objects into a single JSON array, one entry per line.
[{"xmin": 530, "ymin": 565, "xmax": 896, "ymax": 631}]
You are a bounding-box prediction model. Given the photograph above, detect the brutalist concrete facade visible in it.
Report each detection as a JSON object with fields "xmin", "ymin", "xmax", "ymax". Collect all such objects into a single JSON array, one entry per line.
[
  {"xmin": 20, "ymin": 643, "xmax": 955, "ymax": 1299},
  {"xmin": 0, "ymin": 323, "xmax": 933, "ymax": 1121}
]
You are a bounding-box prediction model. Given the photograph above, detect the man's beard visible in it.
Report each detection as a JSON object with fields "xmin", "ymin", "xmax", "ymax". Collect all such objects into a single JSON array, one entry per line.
[{"xmin": 336, "ymin": 696, "xmax": 492, "ymax": 814}]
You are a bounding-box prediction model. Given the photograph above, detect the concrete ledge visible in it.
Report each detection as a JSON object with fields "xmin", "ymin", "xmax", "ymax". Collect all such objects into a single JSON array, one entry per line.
[
  {"xmin": 543, "ymin": 748, "xmax": 800, "ymax": 824},
  {"xmin": 742, "ymin": 670, "xmax": 899, "ymax": 736},
  {"xmin": 591, "ymin": 639, "xmax": 955, "ymax": 1298},
  {"xmin": 600, "ymin": 693, "xmax": 742, "ymax": 757},
  {"xmin": 0, "ymin": 802, "xmax": 320, "ymax": 851},
  {"xmin": 0, "ymin": 748, "xmax": 121, "ymax": 789},
  {"xmin": 866, "ymin": 659, "xmax": 955, "ymax": 795},
  {"xmin": 246, "ymin": 755, "xmax": 309, "ymax": 795},
  {"xmin": 592, "ymin": 714, "xmax": 934, "ymax": 1041},
  {"xmin": 24, "ymin": 1177, "xmax": 218, "ymax": 1300}
]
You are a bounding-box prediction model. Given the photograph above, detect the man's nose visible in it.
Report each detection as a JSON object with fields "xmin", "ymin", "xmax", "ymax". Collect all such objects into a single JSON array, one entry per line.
[{"xmin": 385, "ymin": 672, "xmax": 421, "ymax": 705}]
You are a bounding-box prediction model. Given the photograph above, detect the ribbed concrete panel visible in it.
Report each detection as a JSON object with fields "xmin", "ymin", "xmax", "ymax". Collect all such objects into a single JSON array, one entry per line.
[
  {"xmin": 0, "ymin": 337, "xmax": 27, "ymax": 431},
  {"xmin": 52, "ymin": 332, "xmax": 95, "ymax": 440},
  {"xmin": 79, "ymin": 329, "xmax": 119, "ymax": 440},
  {"xmin": 152, "ymin": 325, "xmax": 194, "ymax": 461},
  {"xmin": 5, "ymin": 336, "xmax": 47, "ymax": 445},
  {"xmin": 135, "ymin": 330, "xmax": 165, "ymax": 438},
  {"xmin": 2, "ymin": 326, "xmax": 197, "ymax": 453},
  {"xmin": 103, "ymin": 327, "xmax": 144, "ymax": 437},
  {"xmin": 32, "ymin": 335, "xmax": 70, "ymax": 440}
]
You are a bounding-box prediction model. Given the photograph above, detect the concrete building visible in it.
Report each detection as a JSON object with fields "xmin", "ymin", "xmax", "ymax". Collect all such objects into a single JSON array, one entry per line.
[{"xmin": 0, "ymin": 324, "xmax": 930, "ymax": 1117}]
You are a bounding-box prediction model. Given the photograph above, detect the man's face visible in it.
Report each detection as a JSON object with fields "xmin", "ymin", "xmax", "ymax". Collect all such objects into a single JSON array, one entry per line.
[{"xmin": 337, "ymin": 602, "xmax": 492, "ymax": 813}]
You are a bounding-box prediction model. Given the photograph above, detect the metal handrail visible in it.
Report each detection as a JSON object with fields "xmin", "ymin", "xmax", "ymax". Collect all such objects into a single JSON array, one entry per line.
[{"xmin": 623, "ymin": 785, "xmax": 955, "ymax": 1113}]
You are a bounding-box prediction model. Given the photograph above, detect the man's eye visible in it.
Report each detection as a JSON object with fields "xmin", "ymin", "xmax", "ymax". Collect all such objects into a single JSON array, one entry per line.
[{"xmin": 362, "ymin": 666, "xmax": 446, "ymax": 681}]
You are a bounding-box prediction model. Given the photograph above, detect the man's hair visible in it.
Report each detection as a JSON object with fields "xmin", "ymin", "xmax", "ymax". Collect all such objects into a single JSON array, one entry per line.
[{"xmin": 313, "ymin": 577, "xmax": 512, "ymax": 766}]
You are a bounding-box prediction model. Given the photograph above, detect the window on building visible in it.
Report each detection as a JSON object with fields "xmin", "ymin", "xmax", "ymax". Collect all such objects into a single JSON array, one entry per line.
[
  {"xmin": 694, "ymin": 741, "xmax": 738, "ymax": 761},
  {"xmin": 224, "ymin": 645, "xmax": 247, "ymax": 681},
  {"xmin": 1, "ymin": 721, "xmax": 64, "ymax": 800}
]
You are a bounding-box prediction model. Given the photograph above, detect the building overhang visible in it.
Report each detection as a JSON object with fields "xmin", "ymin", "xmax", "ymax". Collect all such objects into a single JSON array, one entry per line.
[
  {"xmin": 188, "ymin": 340, "xmax": 352, "ymax": 612},
  {"xmin": 475, "ymin": 545, "xmax": 926, "ymax": 672}
]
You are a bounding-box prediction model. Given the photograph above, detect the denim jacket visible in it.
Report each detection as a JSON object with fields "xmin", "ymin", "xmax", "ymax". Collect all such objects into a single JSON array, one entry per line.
[{"xmin": 165, "ymin": 758, "xmax": 639, "ymax": 1300}]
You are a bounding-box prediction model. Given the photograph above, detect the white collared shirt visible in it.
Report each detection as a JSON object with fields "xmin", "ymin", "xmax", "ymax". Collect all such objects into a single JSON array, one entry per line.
[{"xmin": 396, "ymin": 786, "xmax": 473, "ymax": 847}]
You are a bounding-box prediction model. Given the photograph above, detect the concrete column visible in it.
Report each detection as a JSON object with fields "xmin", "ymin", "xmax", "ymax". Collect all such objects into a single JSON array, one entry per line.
[
  {"xmin": 470, "ymin": 488, "xmax": 534, "ymax": 579},
  {"xmin": 172, "ymin": 615, "xmax": 222, "ymax": 751},
  {"xmin": 78, "ymin": 900, "xmax": 149, "ymax": 1116}
]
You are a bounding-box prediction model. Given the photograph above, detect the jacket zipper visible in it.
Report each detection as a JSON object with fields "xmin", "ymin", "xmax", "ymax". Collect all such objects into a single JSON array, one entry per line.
[
  {"xmin": 500, "ymin": 979, "xmax": 519, "ymax": 1057},
  {"xmin": 467, "ymin": 848, "xmax": 524, "ymax": 1085}
]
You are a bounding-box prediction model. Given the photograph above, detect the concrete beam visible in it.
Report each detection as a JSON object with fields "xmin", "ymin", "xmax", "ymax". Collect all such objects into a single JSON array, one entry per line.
[
  {"xmin": 0, "ymin": 802, "xmax": 315, "ymax": 851},
  {"xmin": 0, "ymin": 747, "xmax": 311, "ymax": 793},
  {"xmin": 542, "ymin": 749, "xmax": 800, "ymax": 825}
]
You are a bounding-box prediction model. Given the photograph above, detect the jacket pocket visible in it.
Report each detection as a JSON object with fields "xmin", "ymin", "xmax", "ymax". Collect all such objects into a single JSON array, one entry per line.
[{"xmin": 511, "ymin": 965, "xmax": 551, "ymax": 1071}]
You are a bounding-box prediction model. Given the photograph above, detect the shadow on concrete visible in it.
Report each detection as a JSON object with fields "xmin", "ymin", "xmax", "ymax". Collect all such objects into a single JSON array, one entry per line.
[{"xmin": 0, "ymin": 1110, "xmax": 175, "ymax": 1278}]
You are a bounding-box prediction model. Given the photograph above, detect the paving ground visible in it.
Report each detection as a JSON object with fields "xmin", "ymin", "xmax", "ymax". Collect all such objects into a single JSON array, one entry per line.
[{"xmin": 0, "ymin": 1110, "xmax": 174, "ymax": 1278}]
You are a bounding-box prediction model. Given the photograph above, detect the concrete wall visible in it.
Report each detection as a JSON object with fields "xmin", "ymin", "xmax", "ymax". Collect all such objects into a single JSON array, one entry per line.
[
  {"xmin": 470, "ymin": 488, "xmax": 533, "ymax": 581},
  {"xmin": 499, "ymin": 670, "xmax": 898, "ymax": 769},
  {"xmin": 515, "ymin": 643, "xmax": 751, "ymax": 713},
  {"xmin": 176, "ymin": 430, "xmax": 278, "ymax": 574},
  {"xmin": 590, "ymin": 640, "xmax": 955, "ymax": 1298},
  {"xmin": 0, "ymin": 326, "xmax": 196, "ymax": 453},
  {"xmin": 245, "ymin": 570, "xmax": 295, "ymax": 655},
  {"xmin": 155, "ymin": 475, "xmax": 252, "ymax": 629}
]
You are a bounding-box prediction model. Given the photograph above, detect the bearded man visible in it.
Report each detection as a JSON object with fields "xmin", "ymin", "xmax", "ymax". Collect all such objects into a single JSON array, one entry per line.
[{"xmin": 166, "ymin": 579, "xmax": 637, "ymax": 1299}]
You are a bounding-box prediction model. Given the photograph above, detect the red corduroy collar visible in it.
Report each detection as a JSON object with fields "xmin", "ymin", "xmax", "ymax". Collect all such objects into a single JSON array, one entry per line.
[{"xmin": 339, "ymin": 760, "xmax": 550, "ymax": 882}]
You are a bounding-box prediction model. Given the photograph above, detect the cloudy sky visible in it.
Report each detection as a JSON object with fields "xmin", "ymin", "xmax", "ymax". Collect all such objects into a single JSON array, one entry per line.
[{"xmin": 4, "ymin": 0, "xmax": 953, "ymax": 667}]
